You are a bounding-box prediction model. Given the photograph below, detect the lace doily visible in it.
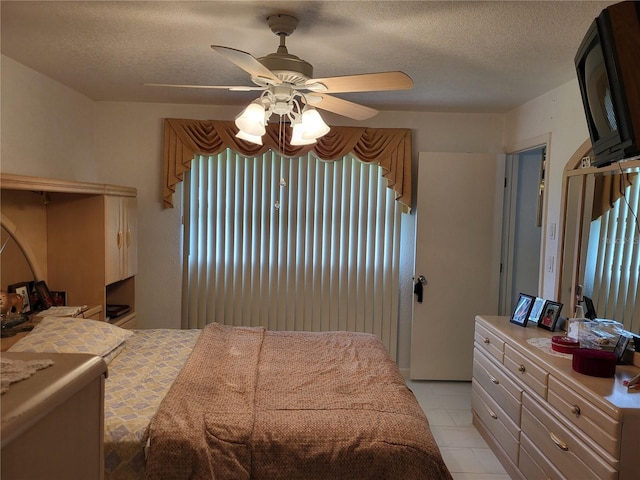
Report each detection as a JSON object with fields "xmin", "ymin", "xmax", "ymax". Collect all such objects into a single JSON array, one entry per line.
[
  {"xmin": 526, "ymin": 337, "xmax": 573, "ymax": 359},
  {"xmin": 0, "ymin": 357, "xmax": 54, "ymax": 394}
]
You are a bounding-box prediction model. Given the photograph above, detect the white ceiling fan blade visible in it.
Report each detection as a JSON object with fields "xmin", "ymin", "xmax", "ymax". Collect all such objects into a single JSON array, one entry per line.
[
  {"xmin": 211, "ymin": 45, "xmax": 281, "ymax": 83},
  {"xmin": 306, "ymin": 94, "xmax": 378, "ymax": 121},
  {"xmin": 145, "ymin": 83, "xmax": 264, "ymax": 92},
  {"xmin": 305, "ymin": 71, "xmax": 413, "ymax": 94}
]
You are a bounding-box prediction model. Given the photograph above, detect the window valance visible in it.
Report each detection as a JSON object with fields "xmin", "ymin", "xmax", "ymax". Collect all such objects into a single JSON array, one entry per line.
[
  {"xmin": 162, "ymin": 119, "xmax": 412, "ymax": 212},
  {"xmin": 591, "ymin": 171, "xmax": 637, "ymax": 221}
]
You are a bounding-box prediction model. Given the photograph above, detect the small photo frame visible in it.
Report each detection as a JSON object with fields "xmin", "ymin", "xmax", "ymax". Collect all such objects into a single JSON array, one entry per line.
[
  {"xmin": 510, "ymin": 293, "xmax": 535, "ymax": 327},
  {"xmin": 7, "ymin": 281, "xmax": 33, "ymax": 314},
  {"xmin": 50, "ymin": 291, "xmax": 67, "ymax": 306},
  {"xmin": 34, "ymin": 280, "xmax": 55, "ymax": 309},
  {"xmin": 613, "ymin": 335, "xmax": 630, "ymax": 363},
  {"xmin": 582, "ymin": 296, "xmax": 597, "ymax": 320},
  {"xmin": 528, "ymin": 297, "xmax": 546, "ymax": 323},
  {"xmin": 538, "ymin": 301, "xmax": 563, "ymax": 331}
]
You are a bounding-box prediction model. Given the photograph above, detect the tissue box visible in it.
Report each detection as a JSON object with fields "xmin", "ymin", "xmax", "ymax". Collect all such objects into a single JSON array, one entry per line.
[{"xmin": 567, "ymin": 319, "xmax": 620, "ymax": 350}]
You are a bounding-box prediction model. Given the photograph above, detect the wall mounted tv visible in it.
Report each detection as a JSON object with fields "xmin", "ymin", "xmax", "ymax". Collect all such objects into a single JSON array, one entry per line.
[{"xmin": 575, "ymin": 1, "xmax": 640, "ymax": 168}]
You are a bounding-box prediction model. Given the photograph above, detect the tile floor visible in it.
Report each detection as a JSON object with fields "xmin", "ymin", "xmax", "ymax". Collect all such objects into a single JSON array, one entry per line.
[{"xmin": 406, "ymin": 380, "xmax": 512, "ymax": 480}]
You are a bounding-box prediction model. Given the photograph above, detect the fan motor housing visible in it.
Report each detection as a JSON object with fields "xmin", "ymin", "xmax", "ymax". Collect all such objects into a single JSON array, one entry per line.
[{"xmin": 258, "ymin": 54, "xmax": 313, "ymax": 83}]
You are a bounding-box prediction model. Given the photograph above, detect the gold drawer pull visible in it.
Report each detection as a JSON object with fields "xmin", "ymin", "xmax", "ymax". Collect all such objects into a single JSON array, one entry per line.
[
  {"xmin": 489, "ymin": 375, "xmax": 499, "ymax": 385},
  {"xmin": 483, "ymin": 337, "xmax": 490, "ymax": 344},
  {"xmin": 486, "ymin": 406, "xmax": 498, "ymax": 420},
  {"xmin": 571, "ymin": 405, "xmax": 581, "ymax": 417},
  {"xmin": 549, "ymin": 431, "xmax": 569, "ymax": 451},
  {"xmin": 518, "ymin": 364, "xmax": 526, "ymax": 373}
]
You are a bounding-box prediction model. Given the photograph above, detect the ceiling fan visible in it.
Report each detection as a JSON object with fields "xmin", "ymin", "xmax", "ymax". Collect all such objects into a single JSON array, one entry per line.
[{"xmin": 149, "ymin": 14, "xmax": 412, "ymax": 144}]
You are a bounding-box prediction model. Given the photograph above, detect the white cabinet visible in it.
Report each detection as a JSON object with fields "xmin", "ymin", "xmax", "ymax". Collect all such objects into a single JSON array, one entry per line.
[
  {"xmin": 472, "ymin": 315, "xmax": 640, "ymax": 480},
  {"xmin": 105, "ymin": 195, "xmax": 137, "ymax": 285}
]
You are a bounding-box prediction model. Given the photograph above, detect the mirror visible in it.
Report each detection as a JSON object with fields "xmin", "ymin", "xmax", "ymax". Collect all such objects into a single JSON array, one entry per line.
[
  {"xmin": 560, "ymin": 152, "xmax": 640, "ymax": 334},
  {"xmin": 1, "ymin": 224, "xmax": 38, "ymax": 316},
  {"xmin": 1, "ymin": 225, "xmax": 37, "ymax": 290}
]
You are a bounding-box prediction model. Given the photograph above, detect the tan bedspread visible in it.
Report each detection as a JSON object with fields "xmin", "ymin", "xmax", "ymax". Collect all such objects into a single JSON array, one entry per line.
[{"xmin": 146, "ymin": 323, "xmax": 453, "ymax": 480}]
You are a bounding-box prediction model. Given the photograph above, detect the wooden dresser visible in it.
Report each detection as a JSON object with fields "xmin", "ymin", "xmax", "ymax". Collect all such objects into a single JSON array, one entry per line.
[
  {"xmin": 1, "ymin": 352, "xmax": 107, "ymax": 479},
  {"xmin": 472, "ymin": 315, "xmax": 640, "ymax": 480}
]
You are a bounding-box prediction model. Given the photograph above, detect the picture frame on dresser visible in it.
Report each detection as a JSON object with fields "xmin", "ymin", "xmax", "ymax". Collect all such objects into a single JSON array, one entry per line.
[
  {"xmin": 528, "ymin": 296, "xmax": 546, "ymax": 324},
  {"xmin": 613, "ymin": 334, "xmax": 631, "ymax": 362},
  {"xmin": 50, "ymin": 291, "xmax": 66, "ymax": 306},
  {"xmin": 7, "ymin": 282, "xmax": 32, "ymax": 314},
  {"xmin": 510, "ymin": 293, "xmax": 535, "ymax": 327},
  {"xmin": 537, "ymin": 300, "xmax": 562, "ymax": 331},
  {"xmin": 34, "ymin": 281, "xmax": 55, "ymax": 309}
]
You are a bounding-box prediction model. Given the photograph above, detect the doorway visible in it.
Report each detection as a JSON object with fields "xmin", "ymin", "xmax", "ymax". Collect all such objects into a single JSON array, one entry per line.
[{"xmin": 499, "ymin": 146, "xmax": 546, "ymax": 315}]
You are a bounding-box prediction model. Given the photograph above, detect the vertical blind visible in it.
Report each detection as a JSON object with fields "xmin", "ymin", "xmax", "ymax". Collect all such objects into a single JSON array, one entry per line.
[
  {"xmin": 182, "ymin": 149, "xmax": 402, "ymax": 358},
  {"xmin": 585, "ymin": 176, "xmax": 640, "ymax": 329}
]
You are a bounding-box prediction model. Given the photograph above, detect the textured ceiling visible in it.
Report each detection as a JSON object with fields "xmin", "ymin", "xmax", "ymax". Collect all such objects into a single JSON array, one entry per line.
[{"xmin": 1, "ymin": 1, "xmax": 616, "ymax": 114}]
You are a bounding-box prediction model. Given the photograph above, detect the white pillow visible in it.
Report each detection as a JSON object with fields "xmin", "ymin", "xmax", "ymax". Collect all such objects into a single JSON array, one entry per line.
[{"xmin": 8, "ymin": 316, "xmax": 133, "ymax": 361}]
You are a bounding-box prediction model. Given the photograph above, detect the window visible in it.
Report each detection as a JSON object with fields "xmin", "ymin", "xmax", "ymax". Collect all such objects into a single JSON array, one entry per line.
[{"xmin": 182, "ymin": 149, "xmax": 403, "ymax": 357}]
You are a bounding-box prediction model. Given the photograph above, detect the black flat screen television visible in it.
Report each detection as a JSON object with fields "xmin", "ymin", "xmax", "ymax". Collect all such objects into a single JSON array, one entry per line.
[{"xmin": 574, "ymin": 1, "xmax": 640, "ymax": 167}]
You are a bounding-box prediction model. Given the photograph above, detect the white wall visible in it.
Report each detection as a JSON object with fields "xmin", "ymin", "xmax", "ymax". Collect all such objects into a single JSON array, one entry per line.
[
  {"xmin": 9, "ymin": 54, "xmax": 581, "ymax": 370},
  {"xmin": 1, "ymin": 56, "xmax": 98, "ymax": 181}
]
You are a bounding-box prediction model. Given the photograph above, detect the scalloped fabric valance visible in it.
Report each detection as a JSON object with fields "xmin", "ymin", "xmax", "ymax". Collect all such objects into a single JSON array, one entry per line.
[{"xmin": 162, "ymin": 119, "xmax": 412, "ymax": 212}]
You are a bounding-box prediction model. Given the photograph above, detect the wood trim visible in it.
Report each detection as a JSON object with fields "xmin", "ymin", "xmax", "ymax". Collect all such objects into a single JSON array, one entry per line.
[{"xmin": 0, "ymin": 173, "xmax": 136, "ymax": 197}]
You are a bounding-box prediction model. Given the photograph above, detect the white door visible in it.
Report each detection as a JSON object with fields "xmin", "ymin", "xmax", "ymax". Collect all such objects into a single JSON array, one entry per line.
[{"xmin": 410, "ymin": 152, "xmax": 503, "ymax": 380}]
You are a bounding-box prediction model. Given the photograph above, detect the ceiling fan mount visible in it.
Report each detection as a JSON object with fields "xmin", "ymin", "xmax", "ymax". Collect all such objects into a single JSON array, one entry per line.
[
  {"xmin": 146, "ymin": 13, "xmax": 413, "ymax": 122},
  {"xmin": 266, "ymin": 13, "xmax": 299, "ymax": 37},
  {"xmin": 258, "ymin": 14, "xmax": 313, "ymax": 84}
]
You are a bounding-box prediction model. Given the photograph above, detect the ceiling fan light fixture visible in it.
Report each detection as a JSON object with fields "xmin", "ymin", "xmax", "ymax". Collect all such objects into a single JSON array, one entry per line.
[
  {"xmin": 291, "ymin": 122, "xmax": 317, "ymax": 145},
  {"xmin": 235, "ymin": 129, "xmax": 263, "ymax": 145},
  {"xmin": 299, "ymin": 108, "xmax": 330, "ymax": 140},
  {"xmin": 235, "ymin": 100, "xmax": 267, "ymax": 136}
]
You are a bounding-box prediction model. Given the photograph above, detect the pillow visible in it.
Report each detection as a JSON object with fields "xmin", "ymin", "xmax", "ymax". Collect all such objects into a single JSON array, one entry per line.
[{"xmin": 7, "ymin": 316, "xmax": 133, "ymax": 362}]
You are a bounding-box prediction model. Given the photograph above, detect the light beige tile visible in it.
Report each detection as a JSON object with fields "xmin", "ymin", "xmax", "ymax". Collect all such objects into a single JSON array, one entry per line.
[
  {"xmin": 470, "ymin": 447, "xmax": 508, "ymax": 473},
  {"xmin": 441, "ymin": 447, "xmax": 507, "ymax": 474},
  {"xmin": 429, "ymin": 425, "xmax": 488, "ymax": 448},
  {"xmin": 424, "ymin": 381, "xmax": 472, "ymax": 396},
  {"xmin": 451, "ymin": 473, "xmax": 512, "ymax": 480},
  {"xmin": 439, "ymin": 447, "xmax": 478, "ymax": 472},
  {"xmin": 413, "ymin": 381, "xmax": 512, "ymax": 479},
  {"xmin": 418, "ymin": 393, "xmax": 472, "ymax": 412},
  {"xmin": 447, "ymin": 409, "xmax": 473, "ymax": 427},
  {"xmin": 425, "ymin": 409, "xmax": 457, "ymax": 426}
]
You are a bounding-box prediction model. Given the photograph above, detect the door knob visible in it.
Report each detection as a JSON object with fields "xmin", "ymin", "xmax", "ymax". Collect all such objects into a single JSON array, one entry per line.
[{"xmin": 414, "ymin": 275, "xmax": 427, "ymax": 303}]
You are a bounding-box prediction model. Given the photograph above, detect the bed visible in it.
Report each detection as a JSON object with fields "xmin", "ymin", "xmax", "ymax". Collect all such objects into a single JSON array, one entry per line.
[{"xmin": 7, "ymin": 317, "xmax": 453, "ymax": 480}]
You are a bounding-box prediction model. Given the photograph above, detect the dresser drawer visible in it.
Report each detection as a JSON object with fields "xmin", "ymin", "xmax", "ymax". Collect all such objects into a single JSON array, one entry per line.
[
  {"xmin": 474, "ymin": 321, "xmax": 505, "ymax": 363},
  {"xmin": 520, "ymin": 433, "xmax": 566, "ymax": 480},
  {"xmin": 473, "ymin": 348, "xmax": 522, "ymax": 425},
  {"xmin": 522, "ymin": 393, "xmax": 617, "ymax": 480},
  {"xmin": 472, "ymin": 382, "xmax": 520, "ymax": 465},
  {"xmin": 504, "ymin": 344, "xmax": 548, "ymax": 399},
  {"xmin": 548, "ymin": 376, "xmax": 620, "ymax": 458}
]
